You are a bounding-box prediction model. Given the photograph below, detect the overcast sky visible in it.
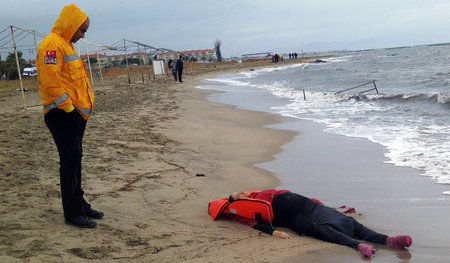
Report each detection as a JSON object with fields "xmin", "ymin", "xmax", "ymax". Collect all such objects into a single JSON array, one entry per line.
[{"xmin": 2, "ymin": 0, "xmax": 450, "ymax": 58}]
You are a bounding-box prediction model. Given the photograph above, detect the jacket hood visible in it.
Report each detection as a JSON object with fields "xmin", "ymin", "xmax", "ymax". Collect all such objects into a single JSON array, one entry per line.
[{"xmin": 51, "ymin": 3, "xmax": 88, "ymax": 42}]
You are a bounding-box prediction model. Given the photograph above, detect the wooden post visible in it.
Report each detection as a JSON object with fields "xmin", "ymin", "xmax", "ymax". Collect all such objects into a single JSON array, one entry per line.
[
  {"xmin": 96, "ymin": 52, "xmax": 104, "ymax": 87},
  {"xmin": 33, "ymin": 30, "xmax": 39, "ymax": 89},
  {"xmin": 166, "ymin": 54, "xmax": 170, "ymax": 77},
  {"xmin": 85, "ymin": 44, "xmax": 94, "ymax": 89},
  {"xmin": 152, "ymin": 57, "xmax": 155, "ymax": 80},
  {"xmin": 144, "ymin": 47, "xmax": 151, "ymax": 79},
  {"xmin": 33, "ymin": 30, "xmax": 39, "ymax": 57},
  {"xmin": 124, "ymin": 39, "xmax": 131, "ymax": 84},
  {"xmin": 10, "ymin": 26, "xmax": 27, "ymax": 112},
  {"xmin": 303, "ymin": 89, "xmax": 307, "ymax": 100},
  {"xmin": 137, "ymin": 44, "xmax": 145, "ymax": 83}
]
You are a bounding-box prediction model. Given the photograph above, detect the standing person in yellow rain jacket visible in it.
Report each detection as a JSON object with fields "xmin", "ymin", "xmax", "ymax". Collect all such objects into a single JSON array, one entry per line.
[{"xmin": 37, "ymin": 3, "xmax": 103, "ymax": 228}]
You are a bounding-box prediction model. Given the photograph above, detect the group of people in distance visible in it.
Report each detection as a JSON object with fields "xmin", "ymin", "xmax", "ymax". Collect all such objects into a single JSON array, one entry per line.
[
  {"xmin": 168, "ymin": 55, "xmax": 184, "ymax": 82},
  {"xmin": 272, "ymin": 52, "xmax": 299, "ymax": 63}
]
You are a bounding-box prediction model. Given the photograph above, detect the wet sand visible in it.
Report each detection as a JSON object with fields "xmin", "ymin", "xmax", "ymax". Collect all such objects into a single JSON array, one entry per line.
[
  {"xmin": 1, "ymin": 59, "xmax": 448, "ymax": 262},
  {"xmin": 202, "ymin": 74, "xmax": 450, "ymax": 262},
  {"xmin": 260, "ymin": 120, "xmax": 450, "ymax": 262}
]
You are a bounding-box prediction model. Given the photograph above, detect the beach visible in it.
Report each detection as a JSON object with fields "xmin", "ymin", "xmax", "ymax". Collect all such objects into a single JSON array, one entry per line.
[{"xmin": 1, "ymin": 60, "xmax": 449, "ymax": 262}]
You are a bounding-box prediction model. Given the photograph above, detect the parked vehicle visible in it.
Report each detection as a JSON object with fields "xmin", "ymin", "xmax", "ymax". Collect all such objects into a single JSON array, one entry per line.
[{"xmin": 23, "ymin": 67, "xmax": 37, "ymax": 76}]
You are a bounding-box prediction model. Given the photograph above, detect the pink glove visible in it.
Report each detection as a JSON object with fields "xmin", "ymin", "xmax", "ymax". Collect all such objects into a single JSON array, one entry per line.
[
  {"xmin": 386, "ymin": 235, "xmax": 412, "ymax": 249},
  {"xmin": 357, "ymin": 243, "xmax": 375, "ymax": 258}
]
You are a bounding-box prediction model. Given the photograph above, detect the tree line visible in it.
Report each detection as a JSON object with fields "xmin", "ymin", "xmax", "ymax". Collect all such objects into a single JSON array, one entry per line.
[{"xmin": 0, "ymin": 52, "xmax": 31, "ymax": 80}]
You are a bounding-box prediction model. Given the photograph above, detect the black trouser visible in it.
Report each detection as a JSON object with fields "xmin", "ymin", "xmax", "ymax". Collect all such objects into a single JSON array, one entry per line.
[
  {"xmin": 45, "ymin": 108, "xmax": 89, "ymax": 219},
  {"xmin": 313, "ymin": 217, "xmax": 387, "ymax": 248},
  {"xmin": 172, "ymin": 69, "xmax": 177, "ymax": 81},
  {"xmin": 273, "ymin": 193, "xmax": 387, "ymax": 248},
  {"xmin": 177, "ymin": 69, "xmax": 183, "ymax": 82}
]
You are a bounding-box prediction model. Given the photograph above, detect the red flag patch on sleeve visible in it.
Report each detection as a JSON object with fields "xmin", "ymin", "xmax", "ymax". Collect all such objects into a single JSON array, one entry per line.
[{"xmin": 44, "ymin": 50, "xmax": 57, "ymax": 64}]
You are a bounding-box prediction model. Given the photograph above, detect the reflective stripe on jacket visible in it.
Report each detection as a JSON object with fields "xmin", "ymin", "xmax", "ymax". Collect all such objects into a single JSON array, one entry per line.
[{"xmin": 37, "ymin": 4, "xmax": 94, "ymax": 120}]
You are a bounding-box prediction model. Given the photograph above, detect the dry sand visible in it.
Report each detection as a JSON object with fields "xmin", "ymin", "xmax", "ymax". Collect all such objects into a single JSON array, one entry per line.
[{"xmin": 0, "ymin": 60, "xmax": 337, "ymax": 263}]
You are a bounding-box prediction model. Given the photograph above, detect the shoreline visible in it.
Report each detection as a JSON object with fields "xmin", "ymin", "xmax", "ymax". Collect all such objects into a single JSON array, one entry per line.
[
  {"xmin": 1, "ymin": 59, "xmax": 449, "ymax": 262},
  {"xmin": 196, "ymin": 68, "xmax": 450, "ymax": 262}
]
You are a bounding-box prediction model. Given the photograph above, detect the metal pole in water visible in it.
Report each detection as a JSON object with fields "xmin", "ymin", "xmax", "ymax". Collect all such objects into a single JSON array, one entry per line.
[{"xmin": 373, "ymin": 80, "xmax": 379, "ymax": 94}]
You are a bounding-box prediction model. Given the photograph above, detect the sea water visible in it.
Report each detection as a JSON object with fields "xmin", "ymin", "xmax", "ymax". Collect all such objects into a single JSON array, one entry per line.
[{"xmin": 201, "ymin": 44, "xmax": 450, "ymax": 195}]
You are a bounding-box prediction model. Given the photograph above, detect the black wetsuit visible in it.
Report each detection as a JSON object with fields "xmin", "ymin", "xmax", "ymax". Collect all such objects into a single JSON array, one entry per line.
[{"xmin": 269, "ymin": 192, "xmax": 388, "ymax": 248}]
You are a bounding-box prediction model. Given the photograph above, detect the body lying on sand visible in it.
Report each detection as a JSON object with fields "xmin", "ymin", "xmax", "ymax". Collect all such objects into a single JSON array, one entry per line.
[{"xmin": 222, "ymin": 189, "xmax": 412, "ymax": 258}]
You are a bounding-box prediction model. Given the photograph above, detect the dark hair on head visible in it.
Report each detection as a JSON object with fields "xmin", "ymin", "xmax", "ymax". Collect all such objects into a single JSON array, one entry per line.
[{"xmin": 228, "ymin": 195, "xmax": 235, "ymax": 203}]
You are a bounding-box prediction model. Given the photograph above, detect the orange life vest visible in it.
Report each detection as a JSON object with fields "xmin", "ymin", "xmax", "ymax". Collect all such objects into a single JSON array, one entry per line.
[
  {"xmin": 208, "ymin": 190, "xmax": 325, "ymax": 224},
  {"xmin": 208, "ymin": 190, "xmax": 274, "ymax": 224}
]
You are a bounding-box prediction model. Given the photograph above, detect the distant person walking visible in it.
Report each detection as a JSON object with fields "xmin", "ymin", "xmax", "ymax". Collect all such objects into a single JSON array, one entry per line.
[
  {"xmin": 176, "ymin": 55, "xmax": 183, "ymax": 82},
  {"xmin": 36, "ymin": 3, "xmax": 103, "ymax": 228},
  {"xmin": 168, "ymin": 58, "xmax": 173, "ymax": 70}
]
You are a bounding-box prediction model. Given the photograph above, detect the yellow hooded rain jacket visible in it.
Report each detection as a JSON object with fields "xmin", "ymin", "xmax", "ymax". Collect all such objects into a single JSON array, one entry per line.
[{"xmin": 37, "ymin": 4, "xmax": 94, "ymax": 120}]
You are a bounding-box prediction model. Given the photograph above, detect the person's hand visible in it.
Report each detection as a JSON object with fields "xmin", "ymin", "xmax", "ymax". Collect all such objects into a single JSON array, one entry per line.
[
  {"xmin": 273, "ymin": 230, "xmax": 291, "ymax": 239},
  {"xmin": 64, "ymin": 105, "xmax": 74, "ymax": 113}
]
